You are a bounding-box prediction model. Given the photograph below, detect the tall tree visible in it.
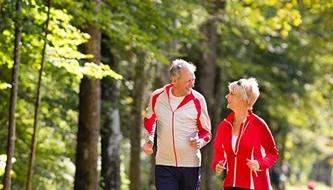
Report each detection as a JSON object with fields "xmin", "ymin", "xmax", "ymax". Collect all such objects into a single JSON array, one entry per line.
[
  {"xmin": 26, "ymin": 0, "xmax": 51, "ymax": 189},
  {"xmin": 74, "ymin": 1, "xmax": 101, "ymax": 190},
  {"xmin": 3, "ymin": 0, "xmax": 22, "ymax": 189},
  {"xmin": 197, "ymin": 1, "xmax": 226, "ymax": 190},
  {"xmin": 129, "ymin": 53, "xmax": 146, "ymax": 190},
  {"xmin": 100, "ymin": 36, "xmax": 121, "ymax": 190}
]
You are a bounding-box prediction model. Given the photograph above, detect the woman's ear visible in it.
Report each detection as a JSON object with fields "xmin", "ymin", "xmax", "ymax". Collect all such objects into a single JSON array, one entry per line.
[{"xmin": 171, "ymin": 76, "xmax": 176, "ymax": 84}]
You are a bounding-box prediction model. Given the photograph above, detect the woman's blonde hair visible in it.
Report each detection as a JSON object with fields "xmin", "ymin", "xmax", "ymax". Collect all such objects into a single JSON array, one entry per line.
[{"xmin": 228, "ymin": 78, "xmax": 260, "ymax": 108}]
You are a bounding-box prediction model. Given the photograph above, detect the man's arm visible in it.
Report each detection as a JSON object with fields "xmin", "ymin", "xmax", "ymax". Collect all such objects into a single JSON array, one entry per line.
[
  {"xmin": 143, "ymin": 89, "xmax": 163, "ymax": 154},
  {"xmin": 193, "ymin": 95, "xmax": 212, "ymax": 149}
]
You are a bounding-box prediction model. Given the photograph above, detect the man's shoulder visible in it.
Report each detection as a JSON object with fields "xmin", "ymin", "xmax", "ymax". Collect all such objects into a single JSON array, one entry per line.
[
  {"xmin": 192, "ymin": 89, "xmax": 206, "ymax": 100},
  {"xmin": 151, "ymin": 87, "xmax": 165, "ymax": 96},
  {"xmin": 151, "ymin": 83, "xmax": 173, "ymax": 96}
]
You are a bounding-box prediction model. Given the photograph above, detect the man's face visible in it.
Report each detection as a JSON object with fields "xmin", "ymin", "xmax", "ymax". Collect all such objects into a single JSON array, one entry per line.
[{"xmin": 173, "ymin": 68, "xmax": 195, "ymax": 96}]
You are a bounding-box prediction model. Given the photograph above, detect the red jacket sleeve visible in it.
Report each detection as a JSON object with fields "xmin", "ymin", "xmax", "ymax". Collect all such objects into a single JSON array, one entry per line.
[
  {"xmin": 143, "ymin": 89, "xmax": 162, "ymax": 143},
  {"xmin": 257, "ymin": 120, "xmax": 279, "ymax": 170},
  {"xmin": 212, "ymin": 122, "xmax": 227, "ymax": 171}
]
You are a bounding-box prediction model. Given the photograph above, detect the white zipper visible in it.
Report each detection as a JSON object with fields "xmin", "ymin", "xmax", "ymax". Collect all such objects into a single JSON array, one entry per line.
[
  {"xmin": 250, "ymin": 147, "xmax": 255, "ymax": 189},
  {"xmin": 233, "ymin": 155, "xmax": 237, "ymax": 186}
]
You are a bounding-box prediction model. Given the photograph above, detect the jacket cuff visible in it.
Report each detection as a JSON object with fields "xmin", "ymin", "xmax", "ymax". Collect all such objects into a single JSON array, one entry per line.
[
  {"xmin": 145, "ymin": 134, "xmax": 154, "ymax": 145},
  {"xmin": 198, "ymin": 139, "xmax": 206, "ymax": 149}
]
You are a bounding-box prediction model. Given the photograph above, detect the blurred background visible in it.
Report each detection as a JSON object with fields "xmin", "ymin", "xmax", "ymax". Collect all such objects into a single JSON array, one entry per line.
[{"xmin": 0, "ymin": 0, "xmax": 332, "ymax": 190}]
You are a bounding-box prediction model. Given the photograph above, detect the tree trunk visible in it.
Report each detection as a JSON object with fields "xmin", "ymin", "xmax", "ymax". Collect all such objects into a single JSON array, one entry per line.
[
  {"xmin": 100, "ymin": 38, "xmax": 121, "ymax": 190},
  {"xmin": 3, "ymin": 0, "xmax": 22, "ymax": 189},
  {"xmin": 74, "ymin": 3, "xmax": 101, "ymax": 188},
  {"xmin": 198, "ymin": 19, "xmax": 219, "ymax": 190},
  {"xmin": 129, "ymin": 55, "xmax": 145, "ymax": 190},
  {"xmin": 199, "ymin": 1, "xmax": 226, "ymax": 190},
  {"xmin": 26, "ymin": 1, "xmax": 51, "ymax": 189},
  {"xmin": 74, "ymin": 76, "xmax": 100, "ymax": 190}
]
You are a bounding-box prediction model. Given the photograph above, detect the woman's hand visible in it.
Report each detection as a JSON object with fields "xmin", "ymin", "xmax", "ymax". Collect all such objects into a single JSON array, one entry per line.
[
  {"xmin": 246, "ymin": 158, "xmax": 260, "ymax": 176},
  {"xmin": 215, "ymin": 160, "xmax": 226, "ymax": 176}
]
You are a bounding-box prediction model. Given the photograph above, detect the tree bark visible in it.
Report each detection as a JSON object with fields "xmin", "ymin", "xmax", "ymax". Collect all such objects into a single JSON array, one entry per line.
[
  {"xmin": 199, "ymin": 1, "xmax": 226, "ymax": 190},
  {"xmin": 129, "ymin": 55, "xmax": 145, "ymax": 190},
  {"xmin": 74, "ymin": 76, "xmax": 100, "ymax": 190},
  {"xmin": 74, "ymin": 2, "xmax": 101, "ymax": 188},
  {"xmin": 198, "ymin": 19, "xmax": 220, "ymax": 190},
  {"xmin": 3, "ymin": 0, "xmax": 22, "ymax": 189},
  {"xmin": 101, "ymin": 38, "xmax": 121, "ymax": 190},
  {"xmin": 26, "ymin": 1, "xmax": 51, "ymax": 189}
]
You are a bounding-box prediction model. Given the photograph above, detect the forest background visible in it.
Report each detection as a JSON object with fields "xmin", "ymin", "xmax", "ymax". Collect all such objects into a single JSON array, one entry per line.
[{"xmin": 0, "ymin": 0, "xmax": 332, "ymax": 190}]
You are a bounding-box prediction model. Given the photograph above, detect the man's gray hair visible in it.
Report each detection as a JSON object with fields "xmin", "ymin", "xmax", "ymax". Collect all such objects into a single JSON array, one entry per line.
[{"xmin": 169, "ymin": 59, "xmax": 196, "ymax": 79}]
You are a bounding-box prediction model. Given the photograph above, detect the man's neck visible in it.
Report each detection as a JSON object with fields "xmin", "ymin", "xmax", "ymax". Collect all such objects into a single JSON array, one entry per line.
[{"xmin": 171, "ymin": 87, "xmax": 187, "ymax": 97}]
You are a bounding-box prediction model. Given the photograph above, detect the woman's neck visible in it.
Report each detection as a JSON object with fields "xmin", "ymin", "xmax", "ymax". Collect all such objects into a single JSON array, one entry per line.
[{"xmin": 233, "ymin": 108, "xmax": 248, "ymax": 124}]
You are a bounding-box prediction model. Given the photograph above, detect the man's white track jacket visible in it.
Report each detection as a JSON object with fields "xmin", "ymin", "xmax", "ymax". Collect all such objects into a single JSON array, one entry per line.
[{"xmin": 144, "ymin": 84, "xmax": 212, "ymax": 167}]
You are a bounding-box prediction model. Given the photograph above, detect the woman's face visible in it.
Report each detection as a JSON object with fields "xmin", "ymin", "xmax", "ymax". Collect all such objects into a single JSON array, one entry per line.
[{"xmin": 225, "ymin": 89, "xmax": 244, "ymax": 111}]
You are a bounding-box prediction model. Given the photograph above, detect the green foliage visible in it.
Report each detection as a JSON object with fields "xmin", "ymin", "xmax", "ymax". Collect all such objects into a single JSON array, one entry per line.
[
  {"xmin": 0, "ymin": 155, "xmax": 16, "ymax": 190},
  {"xmin": 0, "ymin": 0, "xmax": 332, "ymax": 189},
  {"xmin": 0, "ymin": 29, "xmax": 14, "ymax": 68},
  {"xmin": 1, "ymin": 1, "xmax": 88, "ymax": 189},
  {"xmin": 0, "ymin": 82, "xmax": 11, "ymax": 90}
]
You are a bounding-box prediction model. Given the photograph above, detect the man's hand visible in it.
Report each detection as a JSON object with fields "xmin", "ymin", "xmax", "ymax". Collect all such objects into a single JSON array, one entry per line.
[
  {"xmin": 215, "ymin": 160, "xmax": 226, "ymax": 176},
  {"xmin": 143, "ymin": 141, "xmax": 153, "ymax": 155},
  {"xmin": 189, "ymin": 137, "xmax": 202, "ymax": 149}
]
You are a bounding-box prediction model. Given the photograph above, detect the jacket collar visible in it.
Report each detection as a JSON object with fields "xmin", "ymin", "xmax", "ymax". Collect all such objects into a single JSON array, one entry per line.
[
  {"xmin": 225, "ymin": 109, "xmax": 254, "ymax": 124},
  {"xmin": 164, "ymin": 83, "xmax": 195, "ymax": 110}
]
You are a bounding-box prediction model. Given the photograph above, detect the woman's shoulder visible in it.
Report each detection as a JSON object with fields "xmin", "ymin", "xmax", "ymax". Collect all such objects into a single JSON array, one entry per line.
[
  {"xmin": 215, "ymin": 119, "xmax": 231, "ymax": 137},
  {"xmin": 250, "ymin": 112, "xmax": 269, "ymax": 129},
  {"xmin": 217, "ymin": 115, "xmax": 233, "ymax": 129}
]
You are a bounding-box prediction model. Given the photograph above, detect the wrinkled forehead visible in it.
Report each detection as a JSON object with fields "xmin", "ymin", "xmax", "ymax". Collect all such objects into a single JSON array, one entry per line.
[{"xmin": 180, "ymin": 67, "xmax": 195, "ymax": 79}]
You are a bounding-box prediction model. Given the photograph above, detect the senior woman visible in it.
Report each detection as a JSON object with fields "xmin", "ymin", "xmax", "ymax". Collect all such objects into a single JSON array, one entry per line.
[{"xmin": 212, "ymin": 78, "xmax": 279, "ymax": 190}]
